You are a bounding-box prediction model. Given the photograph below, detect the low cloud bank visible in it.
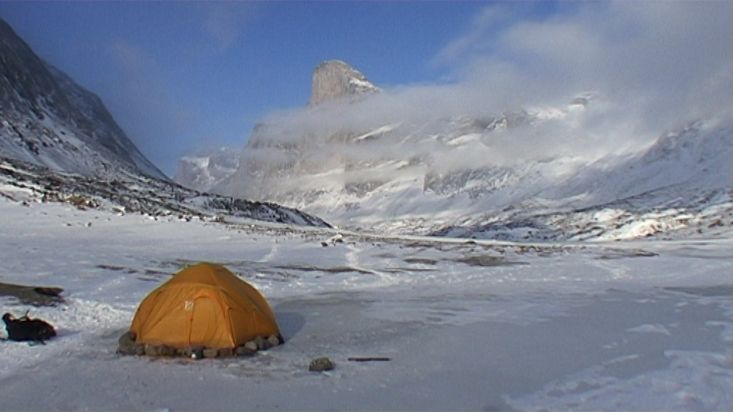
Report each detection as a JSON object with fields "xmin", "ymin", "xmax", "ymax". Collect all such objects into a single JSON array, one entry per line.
[{"xmin": 234, "ymin": 1, "xmax": 731, "ymax": 191}]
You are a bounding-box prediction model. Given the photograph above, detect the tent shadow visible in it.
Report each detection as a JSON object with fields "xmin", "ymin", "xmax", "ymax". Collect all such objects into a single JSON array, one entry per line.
[{"xmin": 274, "ymin": 310, "xmax": 305, "ymax": 340}]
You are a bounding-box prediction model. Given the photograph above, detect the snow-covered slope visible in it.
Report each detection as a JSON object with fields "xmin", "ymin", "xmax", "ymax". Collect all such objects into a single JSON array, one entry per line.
[
  {"xmin": 0, "ymin": 155, "xmax": 329, "ymax": 228},
  {"xmin": 173, "ymin": 146, "xmax": 240, "ymax": 192},
  {"xmin": 0, "ymin": 18, "xmax": 166, "ymax": 180},
  {"xmin": 214, "ymin": 60, "xmax": 732, "ymax": 241},
  {"xmin": 434, "ymin": 119, "xmax": 733, "ymax": 241}
]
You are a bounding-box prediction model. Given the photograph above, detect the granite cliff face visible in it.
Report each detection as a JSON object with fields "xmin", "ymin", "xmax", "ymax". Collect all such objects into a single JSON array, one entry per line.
[
  {"xmin": 308, "ymin": 60, "xmax": 380, "ymax": 106},
  {"xmin": 0, "ymin": 18, "xmax": 166, "ymax": 180}
]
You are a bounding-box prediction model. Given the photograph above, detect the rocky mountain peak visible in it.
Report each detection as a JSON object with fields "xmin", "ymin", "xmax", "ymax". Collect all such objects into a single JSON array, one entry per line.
[{"xmin": 309, "ymin": 60, "xmax": 380, "ymax": 106}]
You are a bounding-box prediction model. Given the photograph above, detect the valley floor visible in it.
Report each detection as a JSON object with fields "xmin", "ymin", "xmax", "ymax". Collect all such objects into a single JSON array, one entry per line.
[{"xmin": 0, "ymin": 198, "xmax": 731, "ymax": 411}]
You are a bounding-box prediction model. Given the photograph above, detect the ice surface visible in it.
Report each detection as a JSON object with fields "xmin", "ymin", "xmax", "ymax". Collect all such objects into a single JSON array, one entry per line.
[{"xmin": 0, "ymin": 198, "xmax": 730, "ymax": 411}]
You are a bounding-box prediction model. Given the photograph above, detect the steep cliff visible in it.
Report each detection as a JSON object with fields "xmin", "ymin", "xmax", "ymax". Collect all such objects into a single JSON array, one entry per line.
[{"xmin": 309, "ymin": 60, "xmax": 380, "ymax": 106}]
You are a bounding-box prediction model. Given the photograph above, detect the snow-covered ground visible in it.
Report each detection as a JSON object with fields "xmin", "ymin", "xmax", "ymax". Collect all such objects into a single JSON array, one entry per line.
[{"xmin": 0, "ymin": 197, "xmax": 731, "ymax": 411}]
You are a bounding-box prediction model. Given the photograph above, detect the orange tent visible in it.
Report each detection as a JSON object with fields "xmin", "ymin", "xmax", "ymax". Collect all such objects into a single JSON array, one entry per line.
[{"xmin": 130, "ymin": 262, "xmax": 280, "ymax": 350}]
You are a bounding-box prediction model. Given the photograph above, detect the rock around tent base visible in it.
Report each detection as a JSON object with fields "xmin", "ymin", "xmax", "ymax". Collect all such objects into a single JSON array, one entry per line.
[{"xmin": 118, "ymin": 262, "xmax": 283, "ymax": 357}]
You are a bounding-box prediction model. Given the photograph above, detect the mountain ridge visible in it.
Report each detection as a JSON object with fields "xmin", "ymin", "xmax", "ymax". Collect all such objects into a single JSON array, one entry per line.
[
  {"xmin": 0, "ymin": 17, "xmax": 166, "ymax": 180},
  {"xmin": 183, "ymin": 60, "xmax": 733, "ymax": 241}
]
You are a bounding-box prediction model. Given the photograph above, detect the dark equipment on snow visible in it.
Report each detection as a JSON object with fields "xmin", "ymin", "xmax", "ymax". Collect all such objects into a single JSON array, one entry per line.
[
  {"xmin": 347, "ymin": 357, "xmax": 391, "ymax": 362},
  {"xmin": 2, "ymin": 312, "xmax": 57, "ymax": 343}
]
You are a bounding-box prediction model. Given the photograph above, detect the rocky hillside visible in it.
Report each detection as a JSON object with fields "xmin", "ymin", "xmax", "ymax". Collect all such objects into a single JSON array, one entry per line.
[
  {"xmin": 0, "ymin": 154, "xmax": 330, "ymax": 228},
  {"xmin": 0, "ymin": 18, "xmax": 165, "ymax": 180}
]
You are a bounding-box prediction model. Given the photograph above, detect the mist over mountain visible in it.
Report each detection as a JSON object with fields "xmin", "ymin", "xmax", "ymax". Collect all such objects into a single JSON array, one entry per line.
[
  {"xmin": 208, "ymin": 52, "xmax": 731, "ymax": 240},
  {"xmin": 179, "ymin": 2, "xmax": 732, "ymax": 241},
  {"xmin": 173, "ymin": 146, "xmax": 240, "ymax": 193},
  {"xmin": 0, "ymin": 17, "xmax": 166, "ymax": 180}
]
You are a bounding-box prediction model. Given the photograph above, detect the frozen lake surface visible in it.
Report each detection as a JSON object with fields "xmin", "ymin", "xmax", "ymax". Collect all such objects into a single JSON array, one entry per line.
[{"xmin": 0, "ymin": 199, "xmax": 730, "ymax": 411}]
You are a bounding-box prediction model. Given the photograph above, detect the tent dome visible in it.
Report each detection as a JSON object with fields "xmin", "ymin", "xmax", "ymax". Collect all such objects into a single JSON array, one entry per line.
[{"xmin": 130, "ymin": 263, "xmax": 280, "ymax": 350}]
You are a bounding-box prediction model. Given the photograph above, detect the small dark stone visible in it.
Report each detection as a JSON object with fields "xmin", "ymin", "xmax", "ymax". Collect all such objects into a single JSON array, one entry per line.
[
  {"xmin": 117, "ymin": 342, "xmax": 136, "ymax": 355},
  {"xmin": 309, "ymin": 357, "xmax": 335, "ymax": 372},
  {"xmin": 254, "ymin": 336, "xmax": 270, "ymax": 350},
  {"xmin": 119, "ymin": 331, "xmax": 136, "ymax": 343},
  {"xmin": 218, "ymin": 348, "xmax": 234, "ymax": 358},
  {"xmin": 158, "ymin": 345, "xmax": 175, "ymax": 357},
  {"xmin": 203, "ymin": 348, "xmax": 218, "ymax": 358},
  {"xmin": 244, "ymin": 341, "xmax": 258, "ymax": 352},
  {"xmin": 116, "ymin": 344, "xmax": 134, "ymax": 355},
  {"xmin": 190, "ymin": 346, "xmax": 205, "ymax": 359},
  {"xmin": 267, "ymin": 335, "xmax": 280, "ymax": 348},
  {"xmin": 116, "ymin": 331, "xmax": 137, "ymax": 355},
  {"xmin": 144, "ymin": 344, "xmax": 160, "ymax": 357},
  {"xmin": 134, "ymin": 344, "xmax": 145, "ymax": 356},
  {"xmin": 235, "ymin": 345, "xmax": 256, "ymax": 357},
  {"xmin": 321, "ymin": 242, "xmax": 329, "ymax": 247}
]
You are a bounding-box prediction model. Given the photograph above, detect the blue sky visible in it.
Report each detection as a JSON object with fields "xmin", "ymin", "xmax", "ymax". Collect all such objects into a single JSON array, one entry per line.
[
  {"xmin": 1, "ymin": 1, "xmax": 730, "ymax": 176},
  {"xmin": 0, "ymin": 1, "xmax": 542, "ymax": 175}
]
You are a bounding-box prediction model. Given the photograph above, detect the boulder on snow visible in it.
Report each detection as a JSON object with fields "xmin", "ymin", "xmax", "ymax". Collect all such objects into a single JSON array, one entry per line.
[
  {"xmin": 253, "ymin": 336, "xmax": 270, "ymax": 350},
  {"xmin": 244, "ymin": 340, "xmax": 259, "ymax": 353},
  {"xmin": 267, "ymin": 334, "xmax": 281, "ymax": 347},
  {"xmin": 309, "ymin": 357, "xmax": 335, "ymax": 372},
  {"xmin": 134, "ymin": 344, "xmax": 145, "ymax": 356},
  {"xmin": 190, "ymin": 346, "xmax": 205, "ymax": 359},
  {"xmin": 158, "ymin": 345, "xmax": 176, "ymax": 357},
  {"xmin": 218, "ymin": 347, "xmax": 234, "ymax": 358},
  {"xmin": 203, "ymin": 348, "xmax": 218, "ymax": 358},
  {"xmin": 144, "ymin": 344, "xmax": 160, "ymax": 357},
  {"xmin": 116, "ymin": 330, "xmax": 137, "ymax": 355},
  {"xmin": 235, "ymin": 345, "xmax": 256, "ymax": 357}
]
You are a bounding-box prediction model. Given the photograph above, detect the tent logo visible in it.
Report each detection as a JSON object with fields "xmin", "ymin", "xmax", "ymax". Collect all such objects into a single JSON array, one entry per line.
[{"xmin": 184, "ymin": 300, "xmax": 194, "ymax": 311}]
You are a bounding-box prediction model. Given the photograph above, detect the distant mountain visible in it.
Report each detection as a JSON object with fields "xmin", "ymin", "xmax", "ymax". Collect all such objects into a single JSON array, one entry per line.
[
  {"xmin": 0, "ymin": 155, "xmax": 330, "ymax": 228},
  {"xmin": 0, "ymin": 18, "xmax": 332, "ymax": 229},
  {"xmin": 309, "ymin": 60, "xmax": 380, "ymax": 106},
  {"xmin": 174, "ymin": 60, "xmax": 381, "ymax": 193},
  {"xmin": 173, "ymin": 146, "xmax": 240, "ymax": 193},
  {"xmin": 186, "ymin": 59, "xmax": 732, "ymax": 241},
  {"xmin": 432, "ymin": 120, "xmax": 733, "ymax": 241},
  {"xmin": 0, "ymin": 18, "xmax": 166, "ymax": 180}
]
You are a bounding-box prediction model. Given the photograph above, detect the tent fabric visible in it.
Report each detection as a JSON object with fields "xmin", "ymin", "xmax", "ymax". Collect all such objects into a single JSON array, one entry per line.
[{"xmin": 130, "ymin": 262, "xmax": 280, "ymax": 349}]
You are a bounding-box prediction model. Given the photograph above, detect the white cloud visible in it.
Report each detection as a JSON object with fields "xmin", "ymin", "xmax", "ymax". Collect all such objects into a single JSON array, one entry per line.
[
  {"xmin": 236, "ymin": 1, "xmax": 732, "ymax": 184},
  {"xmin": 431, "ymin": 4, "xmax": 513, "ymax": 67},
  {"xmin": 200, "ymin": 4, "xmax": 252, "ymax": 52},
  {"xmin": 447, "ymin": 1, "xmax": 733, "ymax": 131}
]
